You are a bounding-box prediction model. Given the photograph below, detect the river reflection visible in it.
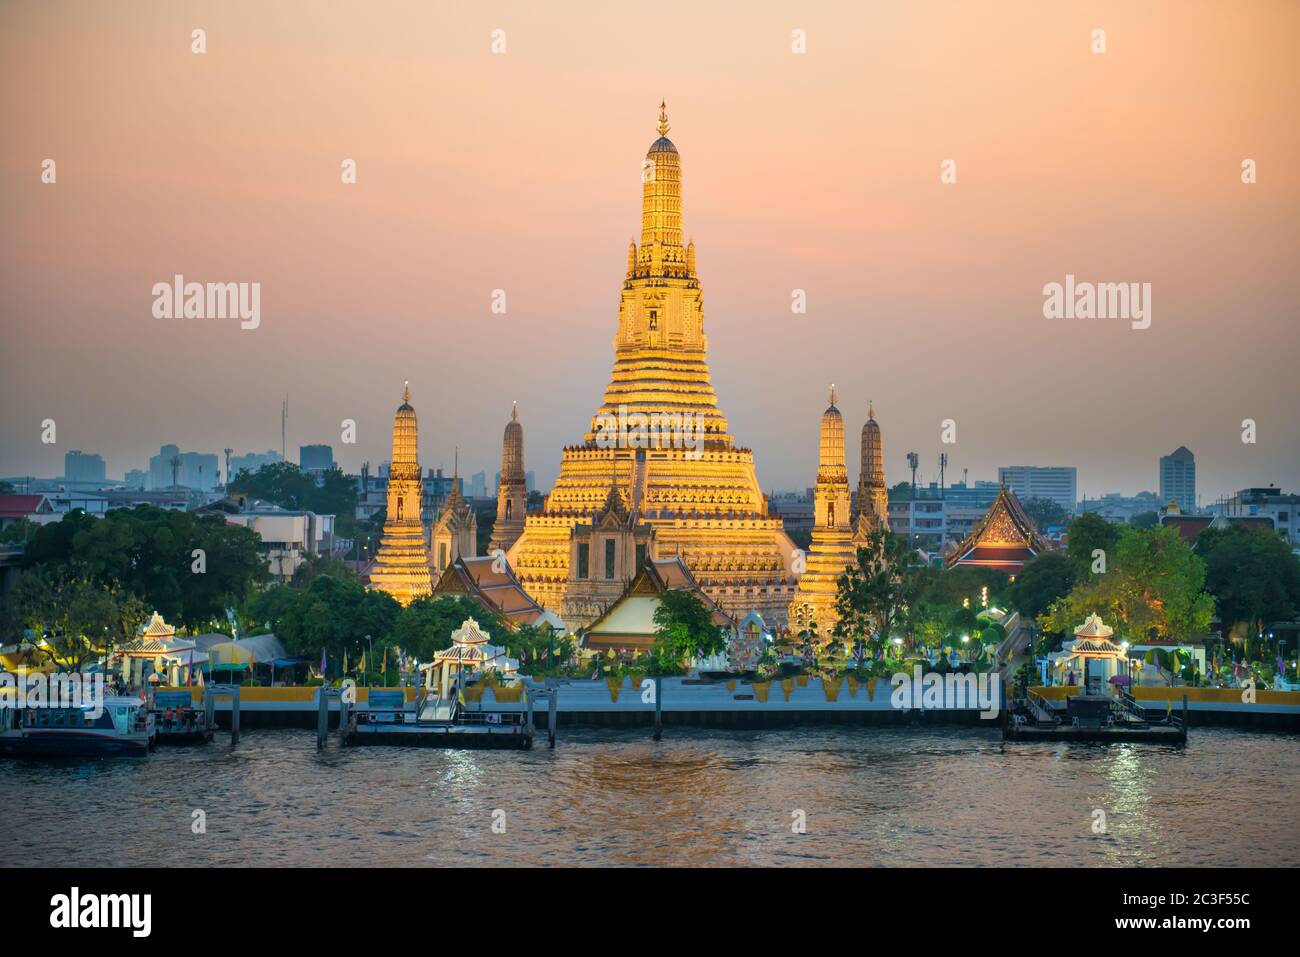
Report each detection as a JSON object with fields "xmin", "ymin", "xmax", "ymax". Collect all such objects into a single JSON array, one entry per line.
[{"xmin": 3, "ymin": 727, "xmax": 1296, "ymax": 866}]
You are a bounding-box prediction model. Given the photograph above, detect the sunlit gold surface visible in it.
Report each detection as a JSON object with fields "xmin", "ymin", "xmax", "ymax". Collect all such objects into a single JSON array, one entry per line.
[
  {"xmin": 507, "ymin": 108, "xmax": 798, "ymax": 623},
  {"xmin": 369, "ymin": 383, "xmax": 433, "ymax": 605}
]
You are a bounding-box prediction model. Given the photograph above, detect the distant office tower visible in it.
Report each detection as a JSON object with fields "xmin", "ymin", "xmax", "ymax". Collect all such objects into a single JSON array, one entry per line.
[
  {"xmin": 469, "ymin": 470, "xmax": 488, "ymax": 499},
  {"xmin": 998, "ymin": 466, "xmax": 1078, "ymax": 516},
  {"xmin": 123, "ymin": 469, "xmax": 148, "ymax": 490},
  {"xmin": 229, "ymin": 449, "xmax": 283, "ymax": 481},
  {"xmin": 1159, "ymin": 447, "xmax": 1196, "ymax": 512},
  {"xmin": 299, "ymin": 444, "xmax": 335, "ymax": 473},
  {"xmin": 148, "ymin": 445, "xmax": 220, "ymax": 490},
  {"xmin": 64, "ymin": 450, "xmax": 106, "ymax": 482}
]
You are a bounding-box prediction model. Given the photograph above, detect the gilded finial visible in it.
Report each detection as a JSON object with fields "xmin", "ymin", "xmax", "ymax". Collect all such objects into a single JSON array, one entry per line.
[
  {"xmin": 829, "ymin": 383, "xmax": 837, "ymax": 407},
  {"xmin": 868, "ymin": 399, "xmax": 874, "ymax": 419},
  {"xmin": 658, "ymin": 100, "xmax": 670, "ymax": 137},
  {"xmin": 511, "ymin": 400, "xmax": 518, "ymax": 422},
  {"xmin": 403, "ymin": 380, "xmax": 410, "ymax": 403}
]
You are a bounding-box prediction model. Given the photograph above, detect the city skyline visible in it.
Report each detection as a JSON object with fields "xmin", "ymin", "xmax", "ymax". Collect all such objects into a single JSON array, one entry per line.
[{"xmin": 3, "ymin": 1, "xmax": 1298, "ymax": 502}]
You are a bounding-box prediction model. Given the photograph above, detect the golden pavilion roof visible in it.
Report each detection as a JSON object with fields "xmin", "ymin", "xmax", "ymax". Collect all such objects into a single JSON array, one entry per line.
[{"xmin": 945, "ymin": 486, "xmax": 1048, "ymax": 572}]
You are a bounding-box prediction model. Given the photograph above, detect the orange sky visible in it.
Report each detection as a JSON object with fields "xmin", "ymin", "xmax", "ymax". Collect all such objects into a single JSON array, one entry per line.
[{"xmin": 2, "ymin": 0, "xmax": 1297, "ymax": 503}]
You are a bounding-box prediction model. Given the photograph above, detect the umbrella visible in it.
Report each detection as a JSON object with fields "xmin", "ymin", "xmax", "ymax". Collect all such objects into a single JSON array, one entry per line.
[{"xmin": 1109, "ymin": 674, "xmax": 1130, "ymax": 685}]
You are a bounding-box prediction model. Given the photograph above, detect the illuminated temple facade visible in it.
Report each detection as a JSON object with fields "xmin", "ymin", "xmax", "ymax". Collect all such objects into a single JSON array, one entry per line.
[
  {"xmin": 854, "ymin": 402, "xmax": 889, "ymax": 535},
  {"xmin": 788, "ymin": 390, "xmax": 869, "ymax": 637},
  {"xmin": 506, "ymin": 105, "xmax": 799, "ymax": 626},
  {"xmin": 368, "ymin": 383, "xmax": 433, "ymax": 605}
]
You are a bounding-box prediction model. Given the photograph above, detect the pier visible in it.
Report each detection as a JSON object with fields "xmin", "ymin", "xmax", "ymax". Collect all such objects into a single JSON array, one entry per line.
[{"xmin": 149, "ymin": 681, "xmax": 1300, "ymax": 733}]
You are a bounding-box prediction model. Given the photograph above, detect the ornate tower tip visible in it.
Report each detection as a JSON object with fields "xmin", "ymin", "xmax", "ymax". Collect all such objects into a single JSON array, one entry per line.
[
  {"xmin": 658, "ymin": 100, "xmax": 670, "ymax": 137},
  {"xmin": 829, "ymin": 384, "xmax": 837, "ymax": 407},
  {"xmin": 511, "ymin": 400, "xmax": 518, "ymax": 421},
  {"xmin": 403, "ymin": 381, "xmax": 410, "ymax": 403},
  {"xmin": 868, "ymin": 399, "xmax": 874, "ymax": 419}
]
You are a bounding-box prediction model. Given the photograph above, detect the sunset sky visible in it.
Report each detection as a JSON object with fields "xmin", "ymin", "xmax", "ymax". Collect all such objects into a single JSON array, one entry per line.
[{"xmin": 2, "ymin": 0, "xmax": 1297, "ymax": 504}]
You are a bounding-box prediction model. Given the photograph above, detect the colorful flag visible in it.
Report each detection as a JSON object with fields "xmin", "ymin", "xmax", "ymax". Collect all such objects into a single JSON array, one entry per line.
[
  {"xmin": 382, "ymin": 646, "xmax": 388, "ymax": 675},
  {"xmin": 320, "ymin": 648, "xmax": 327, "ymax": 676}
]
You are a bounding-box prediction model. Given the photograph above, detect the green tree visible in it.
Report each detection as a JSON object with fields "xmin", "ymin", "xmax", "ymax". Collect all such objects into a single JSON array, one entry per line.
[
  {"xmin": 1042, "ymin": 526, "xmax": 1214, "ymax": 643},
  {"xmin": 1129, "ymin": 511, "xmax": 1159, "ymax": 529},
  {"xmin": 390, "ymin": 595, "xmax": 503, "ymax": 661},
  {"xmin": 6, "ymin": 567, "xmax": 146, "ymax": 670},
  {"xmin": 1066, "ymin": 512, "xmax": 1119, "ymax": 574},
  {"xmin": 230, "ymin": 463, "xmax": 360, "ymax": 540},
  {"xmin": 258, "ymin": 574, "xmax": 400, "ymax": 666},
  {"xmin": 1021, "ymin": 496, "xmax": 1068, "ymax": 530},
  {"xmin": 0, "ymin": 516, "xmax": 37, "ymax": 546},
  {"xmin": 1007, "ymin": 551, "xmax": 1078, "ymax": 619},
  {"xmin": 1197, "ymin": 524, "xmax": 1300, "ymax": 642},
  {"xmin": 20, "ymin": 506, "xmax": 267, "ymax": 630},
  {"xmin": 833, "ymin": 528, "xmax": 919, "ymax": 654},
  {"xmin": 651, "ymin": 590, "xmax": 727, "ymax": 668},
  {"xmin": 291, "ymin": 553, "xmax": 359, "ymax": 587}
]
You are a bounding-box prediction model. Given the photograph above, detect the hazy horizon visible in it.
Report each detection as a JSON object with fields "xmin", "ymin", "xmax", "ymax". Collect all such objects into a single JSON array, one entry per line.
[{"xmin": 3, "ymin": 0, "xmax": 1298, "ymax": 502}]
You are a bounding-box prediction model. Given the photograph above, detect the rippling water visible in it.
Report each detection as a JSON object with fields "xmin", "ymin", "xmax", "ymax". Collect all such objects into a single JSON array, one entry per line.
[{"xmin": 3, "ymin": 727, "xmax": 1297, "ymax": 866}]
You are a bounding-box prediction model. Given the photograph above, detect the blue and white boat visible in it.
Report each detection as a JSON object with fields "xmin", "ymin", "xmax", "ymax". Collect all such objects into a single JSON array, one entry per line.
[{"xmin": 0, "ymin": 695, "xmax": 157, "ymax": 757}]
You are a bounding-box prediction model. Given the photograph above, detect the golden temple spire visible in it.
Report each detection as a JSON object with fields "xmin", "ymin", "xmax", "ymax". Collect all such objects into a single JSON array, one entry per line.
[
  {"xmin": 511, "ymin": 400, "xmax": 518, "ymax": 422},
  {"xmin": 658, "ymin": 100, "xmax": 670, "ymax": 136},
  {"xmin": 403, "ymin": 380, "xmax": 410, "ymax": 404},
  {"xmin": 868, "ymin": 399, "xmax": 874, "ymax": 420},
  {"xmin": 829, "ymin": 384, "xmax": 837, "ymax": 408}
]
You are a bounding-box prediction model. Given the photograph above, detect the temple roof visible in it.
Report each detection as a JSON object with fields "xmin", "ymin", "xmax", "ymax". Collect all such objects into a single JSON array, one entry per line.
[
  {"xmin": 582, "ymin": 556, "xmax": 734, "ymax": 650},
  {"xmin": 432, "ymin": 554, "xmax": 548, "ymax": 628},
  {"xmin": 1074, "ymin": 612, "xmax": 1114, "ymax": 638},
  {"xmin": 944, "ymin": 486, "xmax": 1048, "ymax": 571}
]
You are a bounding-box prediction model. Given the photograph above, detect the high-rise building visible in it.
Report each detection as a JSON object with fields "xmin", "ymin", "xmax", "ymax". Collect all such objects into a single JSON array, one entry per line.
[
  {"xmin": 368, "ymin": 383, "xmax": 433, "ymax": 605},
  {"xmin": 229, "ymin": 450, "xmax": 283, "ymax": 481},
  {"xmin": 299, "ymin": 444, "xmax": 335, "ymax": 473},
  {"xmin": 997, "ymin": 466, "xmax": 1078, "ymax": 516},
  {"xmin": 148, "ymin": 445, "xmax": 219, "ymax": 490},
  {"xmin": 64, "ymin": 450, "xmax": 106, "ymax": 483},
  {"xmin": 504, "ymin": 105, "xmax": 798, "ymax": 623},
  {"xmin": 1159, "ymin": 447, "xmax": 1196, "ymax": 513},
  {"xmin": 469, "ymin": 471, "xmax": 488, "ymax": 499}
]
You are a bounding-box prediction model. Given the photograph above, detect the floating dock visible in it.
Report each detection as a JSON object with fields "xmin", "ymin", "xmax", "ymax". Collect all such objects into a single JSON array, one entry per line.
[
  {"xmin": 346, "ymin": 721, "xmax": 532, "ymax": 749},
  {"xmin": 342, "ymin": 689, "xmax": 534, "ymax": 749},
  {"xmin": 1004, "ymin": 692, "xmax": 1189, "ymax": 744}
]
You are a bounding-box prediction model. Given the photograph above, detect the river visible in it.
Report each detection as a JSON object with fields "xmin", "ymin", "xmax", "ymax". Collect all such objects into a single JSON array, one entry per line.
[{"xmin": 3, "ymin": 726, "xmax": 1297, "ymax": 866}]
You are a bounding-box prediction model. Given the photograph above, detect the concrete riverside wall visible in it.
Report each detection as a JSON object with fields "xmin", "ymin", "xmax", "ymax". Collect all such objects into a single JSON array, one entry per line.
[{"xmin": 158, "ymin": 680, "xmax": 1300, "ymax": 730}]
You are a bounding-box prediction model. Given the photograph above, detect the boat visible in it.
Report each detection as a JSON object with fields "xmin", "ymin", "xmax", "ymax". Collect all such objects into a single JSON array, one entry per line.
[{"xmin": 0, "ymin": 695, "xmax": 157, "ymax": 757}]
